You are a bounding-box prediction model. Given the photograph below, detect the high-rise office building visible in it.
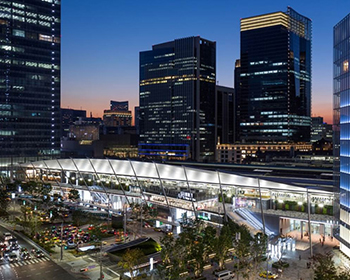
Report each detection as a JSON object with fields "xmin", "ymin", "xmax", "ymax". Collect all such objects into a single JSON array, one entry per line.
[
  {"xmin": 0, "ymin": 0, "xmax": 61, "ymax": 169},
  {"xmin": 134, "ymin": 106, "xmax": 140, "ymax": 134},
  {"xmin": 216, "ymin": 85, "xmax": 235, "ymax": 144},
  {"xmin": 238, "ymin": 7, "xmax": 312, "ymax": 143},
  {"xmin": 139, "ymin": 36, "xmax": 216, "ymax": 162},
  {"xmin": 334, "ymin": 12, "xmax": 350, "ymax": 257}
]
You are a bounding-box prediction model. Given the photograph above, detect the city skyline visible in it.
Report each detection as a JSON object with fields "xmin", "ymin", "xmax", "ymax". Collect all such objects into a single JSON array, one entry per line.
[{"xmin": 62, "ymin": 0, "xmax": 349, "ymax": 124}]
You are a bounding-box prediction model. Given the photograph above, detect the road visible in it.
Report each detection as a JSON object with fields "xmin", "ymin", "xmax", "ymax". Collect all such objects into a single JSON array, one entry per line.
[{"xmin": 0, "ymin": 223, "xmax": 78, "ymax": 280}]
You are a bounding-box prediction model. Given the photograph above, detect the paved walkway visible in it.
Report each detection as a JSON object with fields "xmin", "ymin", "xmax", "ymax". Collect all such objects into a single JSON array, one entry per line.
[{"xmin": 202, "ymin": 230, "xmax": 346, "ymax": 280}]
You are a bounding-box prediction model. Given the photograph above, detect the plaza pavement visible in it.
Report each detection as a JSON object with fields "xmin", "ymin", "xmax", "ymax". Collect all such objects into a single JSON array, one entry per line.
[{"xmin": 202, "ymin": 231, "xmax": 346, "ymax": 280}]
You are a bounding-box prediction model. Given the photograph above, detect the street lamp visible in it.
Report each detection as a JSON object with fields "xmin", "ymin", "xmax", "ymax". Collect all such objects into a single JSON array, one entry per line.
[
  {"xmin": 257, "ymin": 178, "xmax": 269, "ymax": 280},
  {"xmin": 60, "ymin": 219, "xmax": 63, "ymax": 261},
  {"xmin": 235, "ymin": 232, "xmax": 241, "ymax": 280},
  {"xmin": 99, "ymin": 241, "xmax": 104, "ymax": 280}
]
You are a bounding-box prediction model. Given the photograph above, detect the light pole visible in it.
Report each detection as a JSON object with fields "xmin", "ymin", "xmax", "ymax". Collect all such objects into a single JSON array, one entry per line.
[
  {"xmin": 99, "ymin": 241, "xmax": 103, "ymax": 280},
  {"xmin": 140, "ymin": 201, "xmax": 143, "ymax": 237},
  {"xmin": 60, "ymin": 219, "xmax": 63, "ymax": 261},
  {"xmin": 257, "ymin": 178, "xmax": 268, "ymax": 280},
  {"xmin": 235, "ymin": 232, "xmax": 241, "ymax": 280},
  {"xmin": 124, "ymin": 203, "xmax": 127, "ymax": 243},
  {"xmin": 307, "ymin": 188, "xmax": 313, "ymax": 258}
]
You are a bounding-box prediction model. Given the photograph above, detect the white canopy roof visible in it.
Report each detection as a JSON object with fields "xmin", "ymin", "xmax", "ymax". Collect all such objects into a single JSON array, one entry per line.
[{"xmin": 21, "ymin": 159, "xmax": 331, "ymax": 195}]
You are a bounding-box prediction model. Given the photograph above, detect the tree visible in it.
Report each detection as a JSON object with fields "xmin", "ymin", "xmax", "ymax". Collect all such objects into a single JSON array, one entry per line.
[
  {"xmin": 336, "ymin": 268, "xmax": 350, "ymax": 280},
  {"xmin": 313, "ymin": 253, "xmax": 337, "ymax": 280},
  {"xmin": 158, "ymin": 240, "xmax": 187, "ymax": 280},
  {"xmin": 28, "ymin": 214, "xmax": 42, "ymax": 236},
  {"xmin": 159, "ymin": 230, "xmax": 188, "ymax": 279},
  {"xmin": 160, "ymin": 234, "xmax": 176, "ymax": 265},
  {"xmin": 201, "ymin": 225, "xmax": 217, "ymax": 265},
  {"xmin": 68, "ymin": 189, "xmax": 80, "ymax": 201},
  {"xmin": 213, "ymin": 224, "xmax": 233, "ymax": 270},
  {"xmin": 0, "ymin": 189, "xmax": 10, "ymax": 216},
  {"xmin": 170, "ymin": 220, "xmax": 216, "ymax": 278},
  {"xmin": 48, "ymin": 207, "xmax": 60, "ymax": 223},
  {"xmin": 240, "ymin": 232, "xmax": 267, "ymax": 280},
  {"xmin": 72, "ymin": 209, "xmax": 86, "ymax": 227},
  {"xmin": 20, "ymin": 206, "xmax": 32, "ymax": 222},
  {"xmin": 118, "ymin": 248, "xmax": 145, "ymax": 280}
]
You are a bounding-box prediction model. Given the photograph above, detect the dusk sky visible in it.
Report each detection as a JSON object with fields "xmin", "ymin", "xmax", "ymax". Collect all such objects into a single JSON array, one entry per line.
[{"xmin": 62, "ymin": 0, "xmax": 350, "ymax": 124}]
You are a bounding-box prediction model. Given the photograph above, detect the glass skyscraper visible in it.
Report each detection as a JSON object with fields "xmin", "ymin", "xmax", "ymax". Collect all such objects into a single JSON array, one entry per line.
[
  {"xmin": 0, "ymin": 0, "xmax": 61, "ymax": 170},
  {"xmin": 139, "ymin": 36, "xmax": 216, "ymax": 162},
  {"xmin": 334, "ymin": 12, "xmax": 350, "ymax": 257},
  {"xmin": 238, "ymin": 7, "xmax": 312, "ymax": 143}
]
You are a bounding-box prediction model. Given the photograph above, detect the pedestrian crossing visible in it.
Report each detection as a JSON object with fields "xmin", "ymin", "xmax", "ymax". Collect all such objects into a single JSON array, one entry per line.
[{"xmin": 1, "ymin": 257, "xmax": 51, "ymax": 268}]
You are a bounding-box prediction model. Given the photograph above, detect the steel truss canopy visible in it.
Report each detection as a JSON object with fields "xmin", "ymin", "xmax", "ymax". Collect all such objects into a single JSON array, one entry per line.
[{"xmin": 21, "ymin": 159, "xmax": 331, "ymax": 195}]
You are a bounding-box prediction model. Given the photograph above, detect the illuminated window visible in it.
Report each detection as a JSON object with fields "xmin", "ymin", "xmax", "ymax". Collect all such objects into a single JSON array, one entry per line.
[
  {"xmin": 13, "ymin": 29, "xmax": 25, "ymax": 37},
  {"xmin": 39, "ymin": 34, "xmax": 52, "ymax": 42},
  {"xmin": 344, "ymin": 60, "xmax": 349, "ymax": 72}
]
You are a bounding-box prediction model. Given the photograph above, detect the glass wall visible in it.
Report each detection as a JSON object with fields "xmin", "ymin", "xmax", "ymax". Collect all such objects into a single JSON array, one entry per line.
[
  {"xmin": 239, "ymin": 7, "xmax": 311, "ymax": 143},
  {"xmin": 334, "ymin": 12, "xmax": 350, "ymax": 255},
  {"xmin": 139, "ymin": 36, "xmax": 216, "ymax": 161},
  {"xmin": 0, "ymin": 0, "xmax": 61, "ymax": 169}
]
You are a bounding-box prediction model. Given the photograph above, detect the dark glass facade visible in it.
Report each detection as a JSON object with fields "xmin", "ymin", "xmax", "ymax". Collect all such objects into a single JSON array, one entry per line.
[
  {"xmin": 238, "ymin": 7, "xmax": 311, "ymax": 143},
  {"xmin": 139, "ymin": 36, "xmax": 216, "ymax": 161},
  {"xmin": 334, "ymin": 12, "xmax": 350, "ymax": 256},
  {"xmin": 216, "ymin": 85, "xmax": 235, "ymax": 144},
  {"xmin": 0, "ymin": 0, "xmax": 61, "ymax": 169}
]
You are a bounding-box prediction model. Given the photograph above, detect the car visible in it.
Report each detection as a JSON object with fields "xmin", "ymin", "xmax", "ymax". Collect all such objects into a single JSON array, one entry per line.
[
  {"xmin": 143, "ymin": 222, "xmax": 151, "ymax": 228},
  {"xmin": 35, "ymin": 250, "xmax": 44, "ymax": 258},
  {"xmin": 163, "ymin": 229, "xmax": 173, "ymax": 236},
  {"xmin": 3, "ymin": 249, "xmax": 10, "ymax": 257},
  {"xmin": 154, "ymin": 227, "xmax": 162, "ymax": 232},
  {"xmin": 66, "ymin": 241, "xmax": 76, "ymax": 249},
  {"xmin": 10, "ymin": 244, "xmax": 19, "ymax": 251},
  {"xmin": 0, "ymin": 244, "xmax": 7, "ymax": 252},
  {"xmin": 3, "ymin": 233, "xmax": 12, "ymax": 241},
  {"xmin": 8, "ymin": 253, "xmax": 18, "ymax": 262},
  {"xmin": 214, "ymin": 270, "xmax": 235, "ymax": 280},
  {"xmin": 259, "ymin": 271, "xmax": 278, "ymax": 279}
]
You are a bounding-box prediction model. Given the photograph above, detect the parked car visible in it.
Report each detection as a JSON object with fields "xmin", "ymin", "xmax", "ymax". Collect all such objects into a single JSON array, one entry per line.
[
  {"xmin": 214, "ymin": 270, "xmax": 235, "ymax": 280},
  {"xmin": 66, "ymin": 241, "xmax": 76, "ymax": 249}
]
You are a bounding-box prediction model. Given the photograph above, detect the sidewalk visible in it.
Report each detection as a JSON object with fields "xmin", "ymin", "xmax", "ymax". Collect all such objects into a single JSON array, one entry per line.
[{"xmin": 201, "ymin": 231, "xmax": 346, "ymax": 280}]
